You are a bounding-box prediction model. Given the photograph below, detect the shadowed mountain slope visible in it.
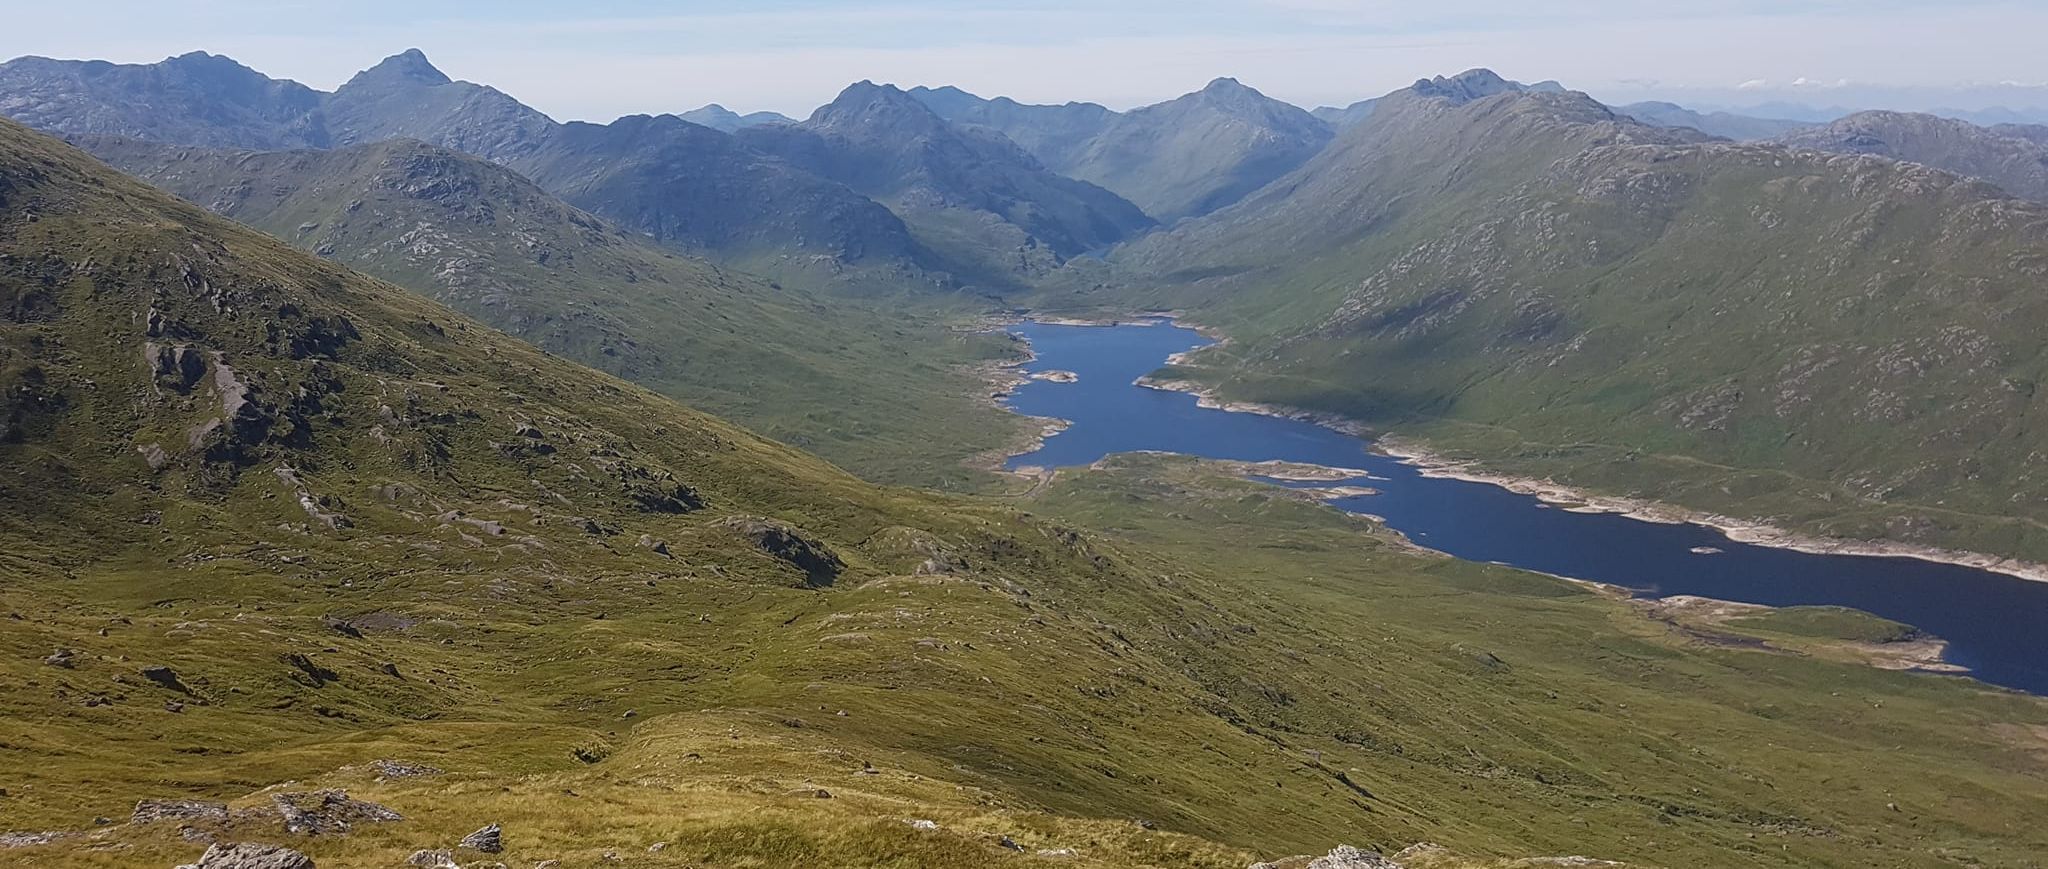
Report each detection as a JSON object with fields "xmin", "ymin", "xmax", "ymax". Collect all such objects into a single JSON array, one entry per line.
[{"xmin": 737, "ymin": 82, "xmax": 1153, "ymax": 287}]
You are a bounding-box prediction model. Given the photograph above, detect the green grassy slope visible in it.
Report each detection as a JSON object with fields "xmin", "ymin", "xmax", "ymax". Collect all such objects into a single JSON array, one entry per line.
[
  {"xmin": 1054, "ymin": 85, "xmax": 2048, "ymax": 562},
  {"xmin": 5, "ymin": 117, "xmax": 2048, "ymax": 868},
  {"xmin": 72, "ymin": 135, "xmax": 1027, "ymax": 489}
]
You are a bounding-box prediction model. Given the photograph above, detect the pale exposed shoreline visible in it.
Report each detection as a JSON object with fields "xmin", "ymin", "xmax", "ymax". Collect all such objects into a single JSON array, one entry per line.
[
  {"xmin": 1137, "ymin": 370, "xmax": 2048, "ymax": 585},
  {"xmin": 988, "ymin": 314, "xmax": 2048, "ymax": 584}
]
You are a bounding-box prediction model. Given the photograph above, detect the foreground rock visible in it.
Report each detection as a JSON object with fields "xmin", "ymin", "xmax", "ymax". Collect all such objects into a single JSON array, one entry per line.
[
  {"xmin": 459, "ymin": 822, "xmax": 503, "ymax": 853},
  {"xmin": 271, "ymin": 789, "xmax": 401, "ymax": 835},
  {"xmin": 134, "ymin": 798, "xmax": 230, "ymax": 825},
  {"xmin": 1251, "ymin": 845, "xmax": 1403, "ymax": 869},
  {"xmin": 175, "ymin": 842, "xmax": 315, "ymax": 869}
]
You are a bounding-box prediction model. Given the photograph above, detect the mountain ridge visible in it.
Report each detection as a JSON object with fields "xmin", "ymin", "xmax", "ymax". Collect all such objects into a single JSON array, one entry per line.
[{"xmin": 1056, "ymin": 77, "xmax": 2048, "ymax": 563}]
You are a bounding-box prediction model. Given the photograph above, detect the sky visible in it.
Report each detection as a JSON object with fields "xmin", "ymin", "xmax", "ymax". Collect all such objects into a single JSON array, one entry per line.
[{"xmin": 6, "ymin": 0, "xmax": 2048, "ymax": 122}]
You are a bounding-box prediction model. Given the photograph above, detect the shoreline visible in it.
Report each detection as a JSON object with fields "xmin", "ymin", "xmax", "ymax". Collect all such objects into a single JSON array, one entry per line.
[
  {"xmin": 1137, "ymin": 371, "xmax": 2048, "ymax": 585},
  {"xmin": 988, "ymin": 314, "xmax": 2048, "ymax": 585}
]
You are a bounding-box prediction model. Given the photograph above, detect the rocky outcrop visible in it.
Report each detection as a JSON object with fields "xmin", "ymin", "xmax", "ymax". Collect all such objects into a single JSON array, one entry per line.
[
  {"xmin": 1249, "ymin": 845, "xmax": 1403, "ymax": 869},
  {"xmin": 270, "ymin": 789, "xmax": 400, "ymax": 835},
  {"xmin": 133, "ymin": 799, "xmax": 227, "ymax": 825},
  {"xmin": 174, "ymin": 842, "xmax": 316, "ymax": 869},
  {"xmin": 371, "ymin": 759, "xmax": 442, "ymax": 779},
  {"xmin": 721, "ymin": 517, "xmax": 845, "ymax": 586}
]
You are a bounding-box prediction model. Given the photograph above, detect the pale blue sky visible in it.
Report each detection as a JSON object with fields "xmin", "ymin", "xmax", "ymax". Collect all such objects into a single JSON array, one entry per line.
[{"xmin": 7, "ymin": 1, "xmax": 2047, "ymax": 120}]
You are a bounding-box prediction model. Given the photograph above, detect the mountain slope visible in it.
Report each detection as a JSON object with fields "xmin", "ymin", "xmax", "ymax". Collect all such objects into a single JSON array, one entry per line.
[
  {"xmin": 8, "ymin": 117, "xmax": 2048, "ymax": 868},
  {"xmin": 319, "ymin": 48, "xmax": 559, "ymax": 163},
  {"xmin": 1616, "ymin": 100, "xmax": 1811, "ymax": 141},
  {"xmin": 0, "ymin": 51, "xmax": 326, "ymax": 149},
  {"xmin": 1775, "ymin": 110, "xmax": 2048, "ymax": 202},
  {"xmin": 1062, "ymin": 77, "xmax": 2048, "ymax": 563},
  {"xmin": 70, "ymin": 134, "xmax": 1028, "ymax": 486},
  {"xmin": 907, "ymin": 85, "xmax": 1117, "ymax": 172},
  {"xmin": 737, "ymin": 82, "xmax": 1153, "ymax": 286},
  {"xmin": 1055, "ymin": 78, "xmax": 1333, "ymax": 222}
]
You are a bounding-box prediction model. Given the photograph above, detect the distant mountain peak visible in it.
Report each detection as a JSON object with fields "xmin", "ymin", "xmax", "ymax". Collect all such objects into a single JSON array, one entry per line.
[
  {"xmin": 1410, "ymin": 68, "xmax": 1523, "ymax": 104},
  {"xmin": 810, "ymin": 80, "xmax": 946, "ymax": 132},
  {"xmin": 344, "ymin": 48, "xmax": 450, "ymax": 89},
  {"xmin": 158, "ymin": 50, "xmax": 277, "ymax": 81}
]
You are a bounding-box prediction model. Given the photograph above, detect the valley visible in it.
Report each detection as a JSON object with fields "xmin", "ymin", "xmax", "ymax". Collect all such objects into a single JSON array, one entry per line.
[{"xmin": 3, "ymin": 27, "xmax": 2048, "ymax": 869}]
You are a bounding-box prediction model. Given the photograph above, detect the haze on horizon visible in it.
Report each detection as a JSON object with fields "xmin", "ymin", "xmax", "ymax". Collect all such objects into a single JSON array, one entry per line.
[{"xmin": 7, "ymin": 0, "xmax": 2048, "ymax": 123}]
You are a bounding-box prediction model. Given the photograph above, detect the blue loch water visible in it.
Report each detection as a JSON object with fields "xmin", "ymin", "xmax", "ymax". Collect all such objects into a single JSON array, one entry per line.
[{"xmin": 1003, "ymin": 319, "xmax": 2048, "ymax": 694}]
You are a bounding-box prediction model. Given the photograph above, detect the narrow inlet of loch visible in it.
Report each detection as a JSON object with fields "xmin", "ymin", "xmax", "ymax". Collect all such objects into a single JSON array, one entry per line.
[{"xmin": 1002, "ymin": 319, "xmax": 2048, "ymax": 694}]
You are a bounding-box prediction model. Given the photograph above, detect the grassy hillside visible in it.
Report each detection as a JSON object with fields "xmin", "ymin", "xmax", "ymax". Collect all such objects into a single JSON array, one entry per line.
[
  {"xmin": 5, "ymin": 111, "xmax": 2048, "ymax": 868},
  {"xmin": 73, "ymin": 135, "xmax": 1027, "ymax": 489},
  {"xmin": 1053, "ymin": 84, "xmax": 2048, "ymax": 563}
]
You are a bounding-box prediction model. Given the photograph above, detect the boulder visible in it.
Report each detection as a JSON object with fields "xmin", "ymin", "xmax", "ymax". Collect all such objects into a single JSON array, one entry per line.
[
  {"xmin": 140, "ymin": 665, "xmax": 193, "ymax": 693},
  {"xmin": 174, "ymin": 842, "xmax": 315, "ymax": 869},
  {"xmin": 459, "ymin": 823, "xmax": 503, "ymax": 853}
]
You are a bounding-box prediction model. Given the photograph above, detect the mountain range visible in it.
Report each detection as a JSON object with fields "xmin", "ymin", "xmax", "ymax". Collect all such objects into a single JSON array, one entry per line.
[
  {"xmin": 8, "ymin": 44, "xmax": 2048, "ymax": 868},
  {"xmin": 5, "ymin": 113, "xmax": 2046, "ymax": 868},
  {"xmin": 1066, "ymin": 77, "xmax": 2048, "ymax": 563},
  {"xmin": 0, "ymin": 50, "xmax": 1163, "ymax": 293},
  {"xmin": 913, "ymin": 77, "xmax": 1334, "ymax": 222}
]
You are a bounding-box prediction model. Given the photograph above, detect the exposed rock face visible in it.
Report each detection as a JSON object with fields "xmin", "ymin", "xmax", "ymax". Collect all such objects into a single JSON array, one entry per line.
[
  {"xmin": 174, "ymin": 842, "xmax": 316, "ymax": 869},
  {"xmin": 722, "ymin": 517, "xmax": 845, "ymax": 587}
]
